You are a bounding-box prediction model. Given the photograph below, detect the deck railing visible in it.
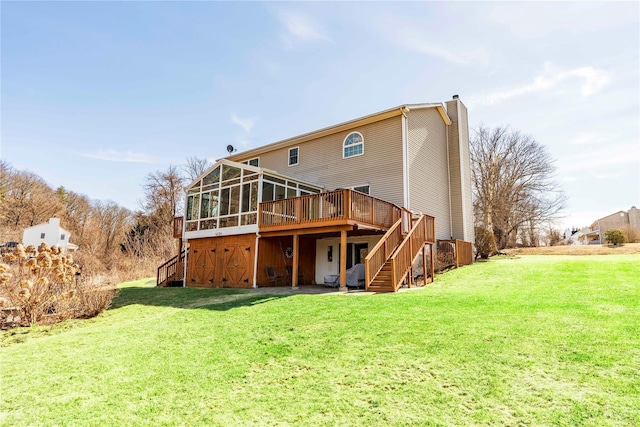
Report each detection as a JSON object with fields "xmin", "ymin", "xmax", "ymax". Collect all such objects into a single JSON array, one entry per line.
[
  {"xmin": 364, "ymin": 213, "xmax": 435, "ymax": 291},
  {"xmin": 364, "ymin": 218, "xmax": 403, "ymax": 288},
  {"xmin": 258, "ymin": 189, "xmax": 401, "ymax": 231},
  {"xmin": 157, "ymin": 249, "xmax": 186, "ymax": 286},
  {"xmin": 173, "ymin": 216, "xmax": 184, "ymax": 239},
  {"xmin": 389, "ymin": 214, "xmax": 434, "ymax": 291}
]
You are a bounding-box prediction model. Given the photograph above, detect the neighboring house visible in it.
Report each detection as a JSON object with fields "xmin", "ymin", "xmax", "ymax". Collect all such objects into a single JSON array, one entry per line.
[
  {"xmin": 584, "ymin": 206, "xmax": 640, "ymax": 244},
  {"xmin": 563, "ymin": 227, "xmax": 590, "ymax": 245},
  {"xmin": 160, "ymin": 96, "xmax": 474, "ymax": 292},
  {"xmin": 22, "ymin": 218, "xmax": 78, "ymax": 252}
]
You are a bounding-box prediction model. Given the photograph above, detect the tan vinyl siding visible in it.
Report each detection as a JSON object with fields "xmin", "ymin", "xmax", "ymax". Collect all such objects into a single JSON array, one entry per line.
[
  {"xmin": 236, "ymin": 117, "xmax": 405, "ymax": 207},
  {"xmin": 407, "ymin": 108, "xmax": 452, "ymax": 240},
  {"xmin": 445, "ymin": 99, "xmax": 474, "ymax": 242}
]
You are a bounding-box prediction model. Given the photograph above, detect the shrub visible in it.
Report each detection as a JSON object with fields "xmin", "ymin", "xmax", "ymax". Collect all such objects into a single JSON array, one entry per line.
[
  {"xmin": 603, "ymin": 229, "xmax": 625, "ymax": 246},
  {"xmin": 474, "ymin": 227, "xmax": 497, "ymax": 259},
  {"xmin": 0, "ymin": 244, "xmax": 117, "ymax": 328}
]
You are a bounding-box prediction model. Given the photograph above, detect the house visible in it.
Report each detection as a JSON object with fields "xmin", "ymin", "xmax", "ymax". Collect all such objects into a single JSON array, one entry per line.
[
  {"xmin": 563, "ymin": 227, "xmax": 590, "ymax": 245},
  {"xmin": 22, "ymin": 218, "xmax": 78, "ymax": 252},
  {"xmin": 583, "ymin": 206, "xmax": 640, "ymax": 244},
  {"xmin": 159, "ymin": 96, "xmax": 474, "ymax": 292}
]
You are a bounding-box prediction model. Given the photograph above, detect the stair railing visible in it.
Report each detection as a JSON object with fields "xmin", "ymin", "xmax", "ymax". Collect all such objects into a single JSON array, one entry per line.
[
  {"xmin": 389, "ymin": 214, "xmax": 429, "ymax": 291},
  {"xmin": 364, "ymin": 218, "xmax": 403, "ymax": 290},
  {"xmin": 157, "ymin": 249, "xmax": 186, "ymax": 286}
]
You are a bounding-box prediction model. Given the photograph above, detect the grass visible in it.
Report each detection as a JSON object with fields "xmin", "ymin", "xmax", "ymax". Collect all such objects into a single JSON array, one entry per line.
[{"xmin": 1, "ymin": 255, "xmax": 639, "ymax": 426}]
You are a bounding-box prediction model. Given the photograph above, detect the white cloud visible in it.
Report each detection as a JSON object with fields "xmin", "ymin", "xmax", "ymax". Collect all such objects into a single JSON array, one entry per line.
[
  {"xmin": 569, "ymin": 133, "xmax": 597, "ymax": 145},
  {"xmin": 230, "ymin": 113, "xmax": 256, "ymax": 133},
  {"xmin": 277, "ymin": 11, "xmax": 333, "ymax": 45},
  {"xmin": 559, "ymin": 143, "xmax": 640, "ymax": 172},
  {"xmin": 80, "ymin": 149, "xmax": 156, "ymax": 163},
  {"xmin": 470, "ymin": 63, "xmax": 610, "ymax": 106},
  {"xmin": 374, "ymin": 13, "xmax": 488, "ymax": 66},
  {"xmin": 487, "ymin": 2, "xmax": 638, "ymax": 39},
  {"xmin": 399, "ymin": 33, "xmax": 488, "ymax": 66},
  {"xmin": 592, "ymin": 172, "xmax": 622, "ymax": 180}
]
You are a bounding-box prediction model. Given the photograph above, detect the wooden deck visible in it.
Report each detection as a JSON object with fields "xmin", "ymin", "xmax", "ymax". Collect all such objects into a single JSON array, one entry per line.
[{"xmin": 258, "ymin": 189, "xmax": 401, "ymax": 233}]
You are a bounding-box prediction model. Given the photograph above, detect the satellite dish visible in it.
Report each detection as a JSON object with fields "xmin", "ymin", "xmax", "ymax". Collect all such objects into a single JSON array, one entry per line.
[{"xmin": 226, "ymin": 145, "xmax": 236, "ymax": 154}]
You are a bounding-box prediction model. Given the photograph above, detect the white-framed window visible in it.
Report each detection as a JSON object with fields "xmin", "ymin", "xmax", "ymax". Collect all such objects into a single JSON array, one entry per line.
[
  {"xmin": 40, "ymin": 233, "xmax": 45, "ymax": 239},
  {"xmin": 352, "ymin": 185, "xmax": 370, "ymax": 195},
  {"xmin": 288, "ymin": 147, "xmax": 299, "ymax": 166},
  {"xmin": 243, "ymin": 158, "xmax": 259, "ymax": 167},
  {"xmin": 60, "ymin": 234, "xmax": 66, "ymax": 240},
  {"xmin": 343, "ymin": 132, "xmax": 364, "ymax": 158}
]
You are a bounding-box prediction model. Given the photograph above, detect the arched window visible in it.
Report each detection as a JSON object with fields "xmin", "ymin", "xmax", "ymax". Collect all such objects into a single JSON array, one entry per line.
[{"xmin": 343, "ymin": 132, "xmax": 364, "ymax": 158}]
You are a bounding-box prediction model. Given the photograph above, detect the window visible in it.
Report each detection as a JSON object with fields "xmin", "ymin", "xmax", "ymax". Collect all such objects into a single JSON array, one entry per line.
[
  {"xmin": 244, "ymin": 158, "xmax": 259, "ymax": 167},
  {"xmin": 352, "ymin": 185, "xmax": 370, "ymax": 195},
  {"xmin": 40, "ymin": 233, "xmax": 45, "ymax": 239},
  {"xmin": 343, "ymin": 132, "xmax": 364, "ymax": 158},
  {"xmin": 60, "ymin": 234, "xmax": 66, "ymax": 240},
  {"xmin": 288, "ymin": 147, "xmax": 299, "ymax": 166}
]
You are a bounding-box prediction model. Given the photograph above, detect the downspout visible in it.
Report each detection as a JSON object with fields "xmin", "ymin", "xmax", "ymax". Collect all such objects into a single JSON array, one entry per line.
[
  {"xmin": 253, "ymin": 174, "xmax": 265, "ymax": 288},
  {"xmin": 182, "ymin": 190, "xmax": 188, "ymax": 287},
  {"xmin": 253, "ymin": 234, "xmax": 260, "ymax": 288}
]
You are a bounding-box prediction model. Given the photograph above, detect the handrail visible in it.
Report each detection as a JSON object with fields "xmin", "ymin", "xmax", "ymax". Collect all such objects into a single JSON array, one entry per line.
[
  {"xmin": 364, "ymin": 218, "xmax": 403, "ymax": 290},
  {"xmin": 390, "ymin": 214, "xmax": 429, "ymax": 291},
  {"xmin": 157, "ymin": 249, "xmax": 186, "ymax": 286},
  {"xmin": 259, "ymin": 189, "xmax": 401, "ymax": 231}
]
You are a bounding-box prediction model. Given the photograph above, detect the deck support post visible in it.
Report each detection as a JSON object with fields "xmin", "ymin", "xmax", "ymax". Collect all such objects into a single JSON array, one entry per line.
[
  {"xmin": 429, "ymin": 243, "xmax": 435, "ymax": 281},
  {"xmin": 339, "ymin": 229, "xmax": 347, "ymax": 292},
  {"xmin": 292, "ymin": 233, "xmax": 299, "ymax": 289},
  {"xmin": 422, "ymin": 244, "xmax": 428, "ymax": 284}
]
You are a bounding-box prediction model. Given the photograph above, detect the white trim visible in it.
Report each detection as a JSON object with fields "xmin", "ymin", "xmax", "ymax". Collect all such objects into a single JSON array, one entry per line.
[
  {"xmin": 244, "ymin": 157, "xmax": 260, "ymax": 167},
  {"xmin": 253, "ymin": 234, "xmax": 260, "ymax": 288},
  {"xmin": 342, "ymin": 132, "xmax": 364, "ymax": 159},
  {"xmin": 184, "ymin": 224, "xmax": 259, "ymax": 239},
  {"xmin": 288, "ymin": 146, "xmax": 299, "ymax": 166},
  {"xmin": 182, "ymin": 242, "xmax": 188, "ymax": 287},
  {"xmin": 401, "ymin": 113, "xmax": 409, "ymax": 209}
]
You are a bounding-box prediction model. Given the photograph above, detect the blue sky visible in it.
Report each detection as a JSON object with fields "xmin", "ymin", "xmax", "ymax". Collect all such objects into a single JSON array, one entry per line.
[{"xmin": 2, "ymin": 1, "xmax": 638, "ymax": 230}]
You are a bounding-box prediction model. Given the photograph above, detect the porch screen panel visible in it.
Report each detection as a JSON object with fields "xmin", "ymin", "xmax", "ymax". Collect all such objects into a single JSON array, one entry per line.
[
  {"xmin": 229, "ymin": 186, "xmax": 240, "ymax": 215},
  {"xmin": 220, "ymin": 188, "xmax": 230, "ymax": 216}
]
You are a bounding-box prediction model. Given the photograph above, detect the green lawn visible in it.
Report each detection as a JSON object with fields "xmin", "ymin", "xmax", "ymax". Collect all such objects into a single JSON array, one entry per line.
[{"xmin": 1, "ymin": 255, "xmax": 639, "ymax": 426}]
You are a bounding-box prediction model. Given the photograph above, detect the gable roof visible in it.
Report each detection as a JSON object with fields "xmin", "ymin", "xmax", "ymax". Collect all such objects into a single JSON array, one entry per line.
[
  {"xmin": 23, "ymin": 221, "xmax": 70, "ymax": 235},
  {"xmin": 185, "ymin": 158, "xmax": 324, "ymax": 191},
  {"xmin": 225, "ymin": 103, "xmax": 451, "ymax": 162}
]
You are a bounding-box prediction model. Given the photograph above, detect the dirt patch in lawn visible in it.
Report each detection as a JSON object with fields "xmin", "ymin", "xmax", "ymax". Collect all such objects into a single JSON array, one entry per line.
[{"xmin": 503, "ymin": 243, "xmax": 640, "ymax": 256}]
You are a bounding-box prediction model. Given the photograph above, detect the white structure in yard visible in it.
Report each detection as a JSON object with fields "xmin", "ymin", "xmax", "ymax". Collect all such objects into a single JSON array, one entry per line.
[{"xmin": 22, "ymin": 218, "xmax": 77, "ymax": 252}]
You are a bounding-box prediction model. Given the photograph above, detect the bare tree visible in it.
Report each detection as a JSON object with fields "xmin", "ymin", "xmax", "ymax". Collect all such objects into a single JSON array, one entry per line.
[
  {"xmin": 1, "ymin": 169, "xmax": 64, "ymax": 229},
  {"xmin": 141, "ymin": 165, "xmax": 186, "ymax": 258},
  {"xmin": 183, "ymin": 156, "xmax": 213, "ymax": 183},
  {"xmin": 143, "ymin": 165, "xmax": 186, "ymax": 225},
  {"xmin": 471, "ymin": 126, "xmax": 567, "ymax": 249}
]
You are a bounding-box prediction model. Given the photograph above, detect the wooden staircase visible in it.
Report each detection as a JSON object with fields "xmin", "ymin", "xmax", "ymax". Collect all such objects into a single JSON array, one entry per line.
[
  {"xmin": 157, "ymin": 249, "xmax": 186, "ymax": 287},
  {"xmin": 364, "ymin": 211, "xmax": 435, "ymax": 292},
  {"xmin": 367, "ymin": 260, "xmax": 395, "ymax": 292}
]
